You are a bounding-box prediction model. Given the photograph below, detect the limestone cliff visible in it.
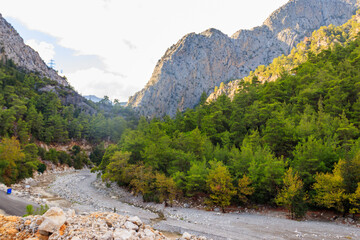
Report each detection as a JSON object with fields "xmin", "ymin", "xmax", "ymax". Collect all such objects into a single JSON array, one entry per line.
[
  {"xmin": 127, "ymin": 0, "xmax": 360, "ymax": 117},
  {"xmin": 0, "ymin": 14, "xmax": 68, "ymax": 86}
]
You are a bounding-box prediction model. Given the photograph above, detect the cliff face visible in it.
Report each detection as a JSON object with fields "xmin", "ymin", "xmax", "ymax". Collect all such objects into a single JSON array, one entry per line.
[
  {"xmin": 127, "ymin": 0, "xmax": 360, "ymax": 118},
  {"xmin": 0, "ymin": 14, "xmax": 68, "ymax": 86},
  {"xmin": 0, "ymin": 14, "xmax": 96, "ymax": 113}
]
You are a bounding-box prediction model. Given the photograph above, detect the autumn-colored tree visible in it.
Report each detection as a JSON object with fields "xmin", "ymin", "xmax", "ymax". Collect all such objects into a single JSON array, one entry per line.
[
  {"xmin": 153, "ymin": 172, "xmax": 177, "ymax": 206},
  {"xmin": 0, "ymin": 136, "xmax": 25, "ymax": 185},
  {"xmin": 349, "ymin": 183, "xmax": 360, "ymax": 216},
  {"xmin": 313, "ymin": 160, "xmax": 346, "ymax": 213},
  {"xmin": 237, "ymin": 174, "xmax": 255, "ymax": 204},
  {"xmin": 129, "ymin": 164, "xmax": 155, "ymax": 197},
  {"xmin": 206, "ymin": 161, "xmax": 236, "ymax": 212},
  {"xmin": 275, "ymin": 168, "xmax": 307, "ymax": 219}
]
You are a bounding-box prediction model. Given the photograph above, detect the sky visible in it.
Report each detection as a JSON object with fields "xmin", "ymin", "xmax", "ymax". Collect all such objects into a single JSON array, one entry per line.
[{"xmin": 1, "ymin": 0, "xmax": 289, "ymax": 102}]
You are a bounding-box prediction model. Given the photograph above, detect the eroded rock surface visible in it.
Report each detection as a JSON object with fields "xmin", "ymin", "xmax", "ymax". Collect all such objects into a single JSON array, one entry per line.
[{"xmin": 0, "ymin": 14, "xmax": 68, "ymax": 86}]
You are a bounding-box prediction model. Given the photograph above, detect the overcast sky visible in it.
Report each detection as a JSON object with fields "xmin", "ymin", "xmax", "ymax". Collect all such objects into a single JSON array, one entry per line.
[{"xmin": 2, "ymin": 0, "xmax": 289, "ymax": 102}]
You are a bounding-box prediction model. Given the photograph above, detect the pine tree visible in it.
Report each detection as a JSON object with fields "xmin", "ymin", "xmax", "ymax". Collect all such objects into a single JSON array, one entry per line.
[{"xmin": 275, "ymin": 168, "xmax": 307, "ymax": 219}]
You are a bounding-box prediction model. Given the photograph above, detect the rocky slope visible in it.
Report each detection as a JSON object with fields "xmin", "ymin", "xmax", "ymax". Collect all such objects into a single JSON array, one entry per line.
[
  {"xmin": 0, "ymin": 14, "xmax": 96, "ymax": 113},
  {"xmin": 127, "ymin": 0, "xmax": 360, "ymax": 117},
  {"xmin": 0, "ymin": 207, "xmax": 204, "ymax": 240},
  {"xmin": 0, "ymin": 14, "xmax": 67, "ymax": 86}
]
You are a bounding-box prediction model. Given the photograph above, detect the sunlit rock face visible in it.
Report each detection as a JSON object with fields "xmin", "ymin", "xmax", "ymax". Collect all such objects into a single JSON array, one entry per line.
[{"xmin": 0, "ymin": 14, "xmax": 68, "ymax": 86}]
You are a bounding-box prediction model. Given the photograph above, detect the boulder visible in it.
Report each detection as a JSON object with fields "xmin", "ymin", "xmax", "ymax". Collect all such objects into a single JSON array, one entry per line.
[
  {"xmin": 124, "ymin": 221, "xmax": 138, "ymax": 231},
  {"xmin": 128, "ymin": 216, "xmax": 142, "ymax": 226},
  {"xmin": 144, "ymin": 228, "xmax": 155, "ymax": 238},
  {"xmin": 182, "ymin": 232, "xmax": 192, "ymax": 240},
  {"xmin": 113, "ymin": 228, "xmax": 132, "ymax": 240},
  {"xmin": 38, "ymin": 207, "xmax": 66, "ymax": 235}
]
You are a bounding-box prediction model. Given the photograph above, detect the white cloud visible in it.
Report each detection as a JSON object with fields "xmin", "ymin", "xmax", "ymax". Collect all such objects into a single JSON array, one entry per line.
[
  {"xmin": 66, "ymin": 67, "xmax": 134, "ymax": 102},
  {"xmin": 25, "ymin": 39, "xmax": 55, "ymax": 65}
]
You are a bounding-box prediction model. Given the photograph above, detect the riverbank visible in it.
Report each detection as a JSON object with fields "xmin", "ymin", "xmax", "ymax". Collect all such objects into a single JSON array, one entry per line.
[{"xmin": 1, "ymin": 169, "xmax": 359, "ymax": 239}]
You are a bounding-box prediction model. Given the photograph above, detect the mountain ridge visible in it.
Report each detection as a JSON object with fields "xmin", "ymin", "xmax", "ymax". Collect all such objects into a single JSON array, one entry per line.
[
  {"xmin": 127, "ymin": 0, "xmax": 360, "ymax": 118},
  {"xmin": 0, "ymin": 14, "xmax": 96, "ymax": 113},
  {"xmin": 0, "ymin": 14, "xmax": 68, "ymax": 87}
]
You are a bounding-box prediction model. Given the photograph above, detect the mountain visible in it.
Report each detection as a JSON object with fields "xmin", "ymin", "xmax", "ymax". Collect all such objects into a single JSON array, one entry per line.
[
  {"xmin": 84, "ymin": 95, "xmax": 102, "ymax": 103},
  {"xmin": 0, "ymin": 14, "xmax": 95, "ymax": 113},
  {"xmin": 207, "ymin": 10, "xmax": 360, "ymax": 102},
  {"xmin": 0, "ymin": 14, "xmax": 67, "ymax": 86},
  {"xmin": 127, "ymin": 0, "xmax": 360, "ymax": 118}
]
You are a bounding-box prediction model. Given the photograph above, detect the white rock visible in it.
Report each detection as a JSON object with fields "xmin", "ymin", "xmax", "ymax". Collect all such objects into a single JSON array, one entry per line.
[
  {"xmin": 124, "ymin": 221, "xmax": 138, "ymax": 231},
  {"xmin": 144, "ymin": 228, "xmax": 155, "ymax": 238},
  {"xmin": 100, "ymin": 231, "xmax": 113, "ymax": 240},
  {"xmin": 182, "ymin": 232, "xmax": 192, "ymax": 240},
  {"xmin": 66, "ymin": 209, "xmax": 76, "ymax": 218},
  {"xmin": 38, "ymin": 207, "xmax": 66, "ymax": 235},
  {"xmin": 128, "ymin": 216, "xmax": 142, "ymax": 226},
  {"xmin": 113, "ymin": 229, "xmax": 132, "ymax": 240}
]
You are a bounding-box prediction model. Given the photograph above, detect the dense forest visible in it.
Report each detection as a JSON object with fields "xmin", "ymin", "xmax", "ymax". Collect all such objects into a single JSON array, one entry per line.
[
  {"xmin": 95, "ymin": 34, "xmax": 360, "ymax": 218},
  {"xmin": 0, "ymin": 59, "xmax": 136, "ymax": 185}
]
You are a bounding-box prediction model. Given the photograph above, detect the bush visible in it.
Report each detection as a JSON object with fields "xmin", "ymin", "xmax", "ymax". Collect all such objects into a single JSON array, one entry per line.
[{"xmin": 37, "ymin": 163, "xmax": 46, "ymax": 173}]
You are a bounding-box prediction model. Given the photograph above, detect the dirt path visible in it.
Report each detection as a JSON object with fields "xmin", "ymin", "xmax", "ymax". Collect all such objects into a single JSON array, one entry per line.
[{"xmin": 46, "ymin": 170, "xmax": 359, "ymax": 240}]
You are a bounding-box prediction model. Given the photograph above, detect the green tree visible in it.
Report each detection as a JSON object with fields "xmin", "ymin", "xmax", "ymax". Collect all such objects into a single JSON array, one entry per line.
[
  {"xmin": 185, "ymin": 160, "xmax": 209, "ymax": 195},
  {"xmin": 206, "ymin": 161, "xmax": 236, "ymax": 212}
]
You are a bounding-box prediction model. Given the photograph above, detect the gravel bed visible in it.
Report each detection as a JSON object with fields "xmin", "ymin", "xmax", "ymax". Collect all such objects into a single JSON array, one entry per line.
[{"xmin": 48, "ymin": 170, "xmax": 360, "ymax": 240}]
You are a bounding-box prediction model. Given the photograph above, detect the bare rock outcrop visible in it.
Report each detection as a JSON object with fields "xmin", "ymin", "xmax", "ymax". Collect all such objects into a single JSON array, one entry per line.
[
  {"xmin": 127, "ymin": 0, "xmax": 360, "ymax": 117},
  {"xmin": 0, "ymin": 14, "xmax": 97, "ymax": 114},
  {"xmin": 0, "ymin": 14, "xmax": 68, "ymax": 86}
]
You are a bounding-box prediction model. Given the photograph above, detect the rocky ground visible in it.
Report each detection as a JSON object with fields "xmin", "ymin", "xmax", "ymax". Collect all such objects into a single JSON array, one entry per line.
[
  {"xmin": 0, "ymin": 207, "xmax": 202, "ymax": 240},
  {"xmin": 1, "ymin": 169, "xmax": 359, "ymax": 240}
]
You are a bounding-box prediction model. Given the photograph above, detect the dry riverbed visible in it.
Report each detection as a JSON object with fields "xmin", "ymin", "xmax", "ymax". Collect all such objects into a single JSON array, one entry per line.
[{"xmin": 2, "ymin": 169, "xmax": 359, "ymax": 240}]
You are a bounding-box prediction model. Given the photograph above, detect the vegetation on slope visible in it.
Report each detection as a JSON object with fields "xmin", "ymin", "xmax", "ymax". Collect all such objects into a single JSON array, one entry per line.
[{"xmin": 0, "ymin": 59, "xmax": 136, "ymax": 185}]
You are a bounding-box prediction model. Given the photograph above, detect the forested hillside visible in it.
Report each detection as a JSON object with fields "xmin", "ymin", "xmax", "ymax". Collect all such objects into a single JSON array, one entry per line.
[
  {"xmin": 96, "ymin": 32, "xmax": 360, "ymax": 218},
  {"xmin": 0, "ymin": 59, "xmax": 136, "ymax": 185}
]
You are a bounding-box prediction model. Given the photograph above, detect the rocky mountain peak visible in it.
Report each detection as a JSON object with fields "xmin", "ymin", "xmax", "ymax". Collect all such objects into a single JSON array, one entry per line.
[
  {"xmin": 0, "ymin": 14, "xmax": 68, "ymax": 86},
  {"xmin": 0, "ymin": 14, "xmax": 97, "ymax": 113},
  {"xmin": 200, "ymin": 28, "xmax": 227, "ymax": 37},
  {"xmin": 127, "ymin": 0, "xmax": 360, "ymax": 118}
]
